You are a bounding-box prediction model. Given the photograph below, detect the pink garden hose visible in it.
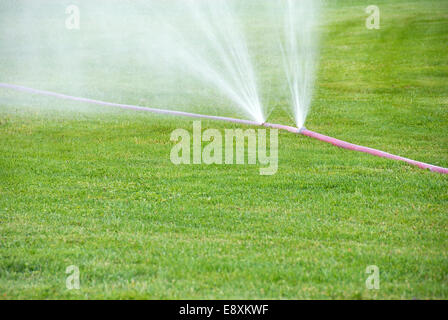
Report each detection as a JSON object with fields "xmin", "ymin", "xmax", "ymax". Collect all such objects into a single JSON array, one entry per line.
[
  {"xmin": 298, "ymin": 129, "xmax": 448, "ymax": 174},
  {"xmin": 1, "ymin": 82, "xmax": 447, "ymax": 174}
]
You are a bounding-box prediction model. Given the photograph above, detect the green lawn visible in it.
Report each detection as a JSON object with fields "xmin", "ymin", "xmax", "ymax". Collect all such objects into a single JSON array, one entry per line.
[{"xmin": 0, "ymin": 0, "xmax": 447, "ymax": 299}]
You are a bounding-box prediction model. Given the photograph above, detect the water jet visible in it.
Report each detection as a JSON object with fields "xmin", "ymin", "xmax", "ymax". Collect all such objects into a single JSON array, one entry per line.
[{"xmin": 1, "ymin": 0, "xmax": 446, "ymax": 175}]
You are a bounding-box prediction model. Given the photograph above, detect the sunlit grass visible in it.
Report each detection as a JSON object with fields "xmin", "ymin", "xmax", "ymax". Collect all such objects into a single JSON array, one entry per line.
[{"xmin": 0, "ymin": 0, "xmax": 447, "ymax": 299}]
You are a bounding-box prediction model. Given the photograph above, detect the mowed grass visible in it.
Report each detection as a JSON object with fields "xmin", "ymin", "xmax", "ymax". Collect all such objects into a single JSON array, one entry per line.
[{"xmin": 0, "ymin": 0, "xmax": 447, "ymax": 299}]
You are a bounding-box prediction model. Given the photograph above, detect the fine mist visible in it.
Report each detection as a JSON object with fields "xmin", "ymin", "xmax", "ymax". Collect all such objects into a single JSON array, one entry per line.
[{"xmin": 0, "ymin": 0, "xmax": 321, "ymax": 127}]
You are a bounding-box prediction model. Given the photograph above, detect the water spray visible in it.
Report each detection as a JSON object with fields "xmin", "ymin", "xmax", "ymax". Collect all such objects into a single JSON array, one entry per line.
[{"xmin": 1, "ymin": 82, "xmax": 446, "ymax": 175}]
